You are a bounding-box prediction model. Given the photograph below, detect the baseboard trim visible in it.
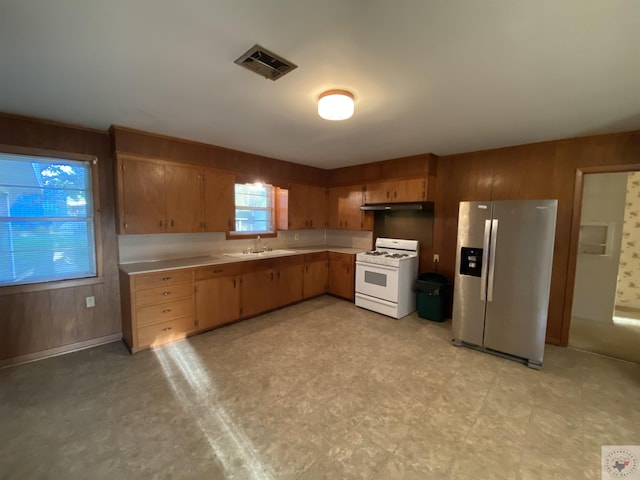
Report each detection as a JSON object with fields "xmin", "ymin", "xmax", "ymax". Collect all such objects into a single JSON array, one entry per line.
[
  {"xmin": 614, "ymin": 305, "xmax": 640, "ymax": 315},
  {"xmin": 0, "ymin": 333, "xmax": 122, "ymax": 369}
]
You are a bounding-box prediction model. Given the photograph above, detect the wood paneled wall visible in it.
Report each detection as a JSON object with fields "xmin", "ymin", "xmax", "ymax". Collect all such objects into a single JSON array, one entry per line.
[
  {"xmin": 111, "ymin": 126, "xmax": 329, "ymax": 188},
  {"xmin": 0, "ymin": 114, "xmax": 120, "ymax": 365},
  {"xmin": 433, "ymin": 131, "xmax": 640, "ymax": 346}
]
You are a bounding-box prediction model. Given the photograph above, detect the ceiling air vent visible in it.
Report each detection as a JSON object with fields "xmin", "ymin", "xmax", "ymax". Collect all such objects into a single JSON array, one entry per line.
[{"xmin": 234, "ymin": 44, "xmax": 297, "ymax": 81}]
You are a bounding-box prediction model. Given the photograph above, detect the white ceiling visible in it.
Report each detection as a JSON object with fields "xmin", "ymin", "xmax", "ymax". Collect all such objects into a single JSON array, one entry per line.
[{"xmin": 1, "ymin": 1, "xmax": 639, "ymax": 169}]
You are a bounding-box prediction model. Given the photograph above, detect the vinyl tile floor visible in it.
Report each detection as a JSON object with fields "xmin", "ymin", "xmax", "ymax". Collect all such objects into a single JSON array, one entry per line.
[
  {"xmin": 569, "ymin": 309, "xmax": 640, "ymax": 364},
  {"xmin": 1, "ymin": 295, "xmax": 639, "ymax": 480}
]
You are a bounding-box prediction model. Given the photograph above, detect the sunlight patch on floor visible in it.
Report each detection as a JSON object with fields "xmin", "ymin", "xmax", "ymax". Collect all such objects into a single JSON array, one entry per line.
[
  {"xmin": 154, "ymin": 341, "xmax": 274, "ymax": 479},
  {"xmin": 612, "ymin": 315, "xmax": 640, "ymax": 327}
]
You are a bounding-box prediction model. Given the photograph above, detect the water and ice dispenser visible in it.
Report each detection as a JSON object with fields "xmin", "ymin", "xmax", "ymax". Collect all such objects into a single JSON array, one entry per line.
[{"xmin": 460, "ymin": 247, "xmax": 483, "ymax": 277}]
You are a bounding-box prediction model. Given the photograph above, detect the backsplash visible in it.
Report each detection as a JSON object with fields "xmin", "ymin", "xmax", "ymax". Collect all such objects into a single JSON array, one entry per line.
[
  {"xmin": 118, "ymin": 226, "xmax": 376, "ymax": 264},
  {"xmin": 118, "ymin": 229, "xmax": 327, "ymax": 264},
  {"xmin": 325, "ymin": 230, "xmax": 373, "ymax": 250}
]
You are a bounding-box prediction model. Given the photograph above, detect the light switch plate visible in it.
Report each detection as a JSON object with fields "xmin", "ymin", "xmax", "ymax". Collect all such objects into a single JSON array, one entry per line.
[{"xmin": 85, "ymin": 296, "xmax": 95, "ymax": 308}]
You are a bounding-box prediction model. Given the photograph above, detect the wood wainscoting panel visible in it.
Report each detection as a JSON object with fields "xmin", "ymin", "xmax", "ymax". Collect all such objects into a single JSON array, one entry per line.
[
  {"xmin": 434, "ymin": 131, "xmax": 640, "ymax": 346},
  {"xmin": 0, "ymin": 113, "xmax": 120, "ymax": 363}
]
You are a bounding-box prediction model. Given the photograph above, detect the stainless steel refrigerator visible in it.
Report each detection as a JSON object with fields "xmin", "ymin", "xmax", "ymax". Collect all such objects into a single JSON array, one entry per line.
[{"xmin": 451, "ymin": 199, "xmax": 557, "ymax": 369}]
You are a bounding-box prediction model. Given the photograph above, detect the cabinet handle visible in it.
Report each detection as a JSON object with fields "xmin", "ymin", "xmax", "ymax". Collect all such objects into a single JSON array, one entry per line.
[
  {"xmin": 228, "ymin": 219, "xmax": 233, "ymax": 228},
  {"xmin": 162, "ymin": 276, "xmax": 172, "ymax": 281},
  {"xmin": 386, "ymin": 191, "xmax": 390, "ymax": 199},
  {"xmin": 171, "ymin": 219, "xmax": 174, "ymax": 227},
  {"xmin": 162, "ymin": 292, "xmax": 170, "ymax": 296},
  {"xmin": 162, "ymin": 327, "xmax": 172, "ymax": 332},
  {"xmin": 305, "ymin": 265, "xmax": 308, "ymax": 273},
  {"xmin": 162, "ymin": 309, "xmax": 171, "ymax": 313},
  {"xmin": 159, "ymin": 220, "xmax": 163, "ymax": 227},
  {"xmin": 394, "ymin": 191, "xmax": 397, "ymax": 199},
  {"xmin": 213, "ymin": 269, "xmax": 223, "ymax": 274},
  {"xmin": 270, "ymin": 272, "xmax": 274, "ymax": 281},
  {"xmin": 277, "ymin": 271, "xmax": 280, "ymax": 280},
  {"xmin": 310, "ymin": 219, "xmax": 313, "ymax": 227},
  {"xmin": 233, "ymin": 279, "xmax": 236, "ymax": 288}
]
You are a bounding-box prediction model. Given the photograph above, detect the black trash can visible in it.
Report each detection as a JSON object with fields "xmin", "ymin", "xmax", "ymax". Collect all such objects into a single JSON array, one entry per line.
[{"xmin": 415, "ymin": 272, "xmax": 450, "ymax": 322}]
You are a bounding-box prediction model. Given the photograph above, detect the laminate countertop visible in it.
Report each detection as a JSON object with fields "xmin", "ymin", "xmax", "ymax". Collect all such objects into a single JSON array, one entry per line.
[{"xmin": 119, "ymin": 246, "xmax": 366, "ymax": 275}]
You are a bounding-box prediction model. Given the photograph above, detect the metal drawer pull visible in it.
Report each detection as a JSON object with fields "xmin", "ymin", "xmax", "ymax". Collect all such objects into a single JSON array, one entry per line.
[
  {"xmin": 213, "ymin": 269, "xmax": 223, "ymax": 273},
  {"xmin": 162, "ymin": 327, "xmax": 172, "ymax": 332},
  {"xmin": 161, "ymin": 309, "xmax": 171, "ymax": 313},
  {"xmin": 162, "ymin": 292, "xmax": 170, "ymax": 296},
  {"xmin": 162, "ymin": 276, "xmax": 172, "ymax": 281}
]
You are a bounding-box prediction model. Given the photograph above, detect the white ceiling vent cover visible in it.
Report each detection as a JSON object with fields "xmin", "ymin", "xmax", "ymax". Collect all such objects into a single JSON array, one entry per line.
[{"xmin": 234, "ymin": 44, "xmax": 297, "ymax": 81}]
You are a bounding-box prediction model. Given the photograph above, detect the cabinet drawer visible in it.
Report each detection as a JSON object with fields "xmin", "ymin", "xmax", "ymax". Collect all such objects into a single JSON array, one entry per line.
[
  {"xmin": 136, "ymin": 297, "xmax": 194, "ymax": 327},
  {"xmin": 133, "ymin": 269, "xmax": 193, "ymax": 290},
  {"xmin": 328, "ymin": 252, "xmax": 354, "ymax": 263},
  {"xmin": 195, "ymin": 262, "xmax": 244, "ymax": 281},
  {"xmin": 137, "ymin": 315, "xmax": 195, "ymax": 348},
  {"xmin": 304, "ymin": 251, "xmax": 328, "ymax": 263},
  {"xmin": 135, "ymin": 282, "xmax": 193, "ymax": 308}
]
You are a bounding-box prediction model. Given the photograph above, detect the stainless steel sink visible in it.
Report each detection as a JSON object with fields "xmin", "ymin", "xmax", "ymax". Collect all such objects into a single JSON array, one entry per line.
[{"xmin": 224, "ymin": 249, "xmax": 297, "ymax": 258}]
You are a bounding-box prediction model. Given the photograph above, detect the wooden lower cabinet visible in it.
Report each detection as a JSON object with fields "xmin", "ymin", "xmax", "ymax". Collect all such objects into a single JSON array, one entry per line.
[
  {"xmin": 328, "ymin": 252, "xmax": 356, "ymax": 301},
  {"xmin": 121, "ymin": 251, "xmax": 355, "ymax": 353},
  {"xmin": 276, "ymin": 260, "xmax": 305, "ymax": 306},
  {"xmin": 120, "ymin": 268, "xmax": 196, "ymax": 353},
  {"xmin": 241, "ymin": 267, "xmax": 276, "ymax": 318},
  {"xmin": 240, "ymin": 256, "xmax": 304, "ymax": 317},
  {"xmin": 194, "ymin": 264, "xmax": 243, "ymax": 331},
  {"xmin": 303, "ymin": 252, "xmax": 329, "ymax": 299}
]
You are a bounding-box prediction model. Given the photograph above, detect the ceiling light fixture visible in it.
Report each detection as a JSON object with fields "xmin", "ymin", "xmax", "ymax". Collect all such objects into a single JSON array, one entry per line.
[{"xmin": 318, "ymin": 90, "xmax": 354, "ymax": 121}]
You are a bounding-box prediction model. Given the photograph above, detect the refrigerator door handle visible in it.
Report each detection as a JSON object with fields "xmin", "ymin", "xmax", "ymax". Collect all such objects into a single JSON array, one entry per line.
[
  {"xmin": 487, "ymin": 219, "xmax": 499, "ymax": 302},
  {"xmin": 481, "ymin": 219, "xmax": 491, "ymax": 301}
]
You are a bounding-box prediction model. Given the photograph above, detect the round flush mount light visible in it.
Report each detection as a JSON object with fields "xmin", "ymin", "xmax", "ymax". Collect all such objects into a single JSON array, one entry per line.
[{"xmin": 318, "ymin": 90, "xmax": 354, "ymax": 121}]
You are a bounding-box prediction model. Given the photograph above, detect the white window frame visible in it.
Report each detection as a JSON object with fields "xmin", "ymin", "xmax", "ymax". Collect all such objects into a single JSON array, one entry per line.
[
  {"xmin": 0, "ymin": 146, "xmax": 101, "ymax": 292},
  {"xmin": 233, "ymin": 183, "xmax": 275, "ymax": 235}
]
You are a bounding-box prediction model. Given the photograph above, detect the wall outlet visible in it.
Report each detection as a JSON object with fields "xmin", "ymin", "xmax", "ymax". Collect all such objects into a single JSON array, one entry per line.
[
  {"xmin": 85, "ymin": 296, "xmax": 95, "ymax": 308},
  {"xmin": 433, "ymin": 254, "xmax": 440, "ymax": 263},
  {"xmin": 294, "ymin": 233, "xmax": 299, "ymax": 241}
]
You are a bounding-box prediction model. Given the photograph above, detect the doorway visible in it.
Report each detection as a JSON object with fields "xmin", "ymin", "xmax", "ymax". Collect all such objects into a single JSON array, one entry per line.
[{"xmin": 569, "ymin": 171, "xmax": 640, "ymax": 363}]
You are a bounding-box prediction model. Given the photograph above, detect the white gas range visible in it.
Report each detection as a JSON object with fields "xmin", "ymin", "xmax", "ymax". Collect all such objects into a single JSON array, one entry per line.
[{"xmin": 355, "ymin": 238, "xmax": 419, "ymax": 319}]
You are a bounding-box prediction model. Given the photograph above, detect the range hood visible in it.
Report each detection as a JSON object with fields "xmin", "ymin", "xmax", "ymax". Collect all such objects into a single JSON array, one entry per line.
[{"xmin": 360, "ymin": 202, "xmax": 434, "ymax": 211}]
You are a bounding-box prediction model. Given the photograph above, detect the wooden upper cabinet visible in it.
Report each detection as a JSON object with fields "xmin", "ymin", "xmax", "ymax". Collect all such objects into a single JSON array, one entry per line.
[
  {"xmin": 364, "ymin": 177, "xmax": 433, "ymax": 204},
  {"xmin": 279, "ymin": 183, "xmax": 328, "ymax": 230},
  {"xmin": 328, "ymin": 185, "xmax": 366, "ymax": 230},
  {"xmin": 203, "ymin": 168, "xmax": 235, "ymax": 232},
  {"xmin": 116, "ymin": 154, "xmax": 235, "ymax": 234},
  {"xmin": 165, "ymin": 164, "xmax": 203, "ymax": 233},
  {"xmin": 118, "ymin": 155, "xmax": 166, "ymax": 234}
]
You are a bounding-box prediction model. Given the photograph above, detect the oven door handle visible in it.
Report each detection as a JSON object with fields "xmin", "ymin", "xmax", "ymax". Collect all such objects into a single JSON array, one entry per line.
[{"xmin": 355, "ymin": 261, "xmax": 398, "ymax": 272}]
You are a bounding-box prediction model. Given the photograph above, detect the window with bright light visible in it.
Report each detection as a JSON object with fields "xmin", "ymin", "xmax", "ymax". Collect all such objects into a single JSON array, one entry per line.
[
  {"xmin": 0, "ymin": 152, "xmax": 97, "ymax": 287},
  {"xmin": 234, "ymin": 183, "xmax": 274, "ymax": 233}
]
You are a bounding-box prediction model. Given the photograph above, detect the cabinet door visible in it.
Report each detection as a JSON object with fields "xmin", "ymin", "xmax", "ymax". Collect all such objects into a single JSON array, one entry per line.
[
  {"xmin": 241, "ymin": 269, "xmax": 276, "ymax": 317},
  {"xmin": 203, "ymin": 169, "xmax": 235, "ymax": 232},
  {"xmin": 363, "ymin": 182, "xmax": 391, "ymax": 204},
  {"xmin": 195, "ymin": 276, "xmax": 241, "ymax": 331},
  {"xmin": 328, "ymin": 185, "xmax": 364, "ymax": 230},
  {"xmin": 365, "ymin": 178, "xmax": 427, "ymax": 204},
  {"xmin": 392, "ymin": 178, "xmax": 427, "ymax": 202},
  {"xmin": 287, "ymin": 184, "xmax": 328, "ymax": 229},
  {"xmin": 286, "ymin": 184, "xmax": 309, "ymax": 229},
  {"xmin": 329, "ymin": 255, "xmax": 355, "ymax": 301},
  {"xmin": 165, "ymin": 164, "xmax": 203, "ymax": 233},
  {"xmin": 120, "ymin": 156, "xmax": 166, "ymax": 234},
  {"xmin": 276, "ymin": 263, "xmax": 304, "ymax": 306},
  {"xmin": 307, "ymin": 185, "xmax": 328, "ymax": 229},
  {"xmin": 303, "ymin": 260, "xmax": 329, "ymax": 298}
]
